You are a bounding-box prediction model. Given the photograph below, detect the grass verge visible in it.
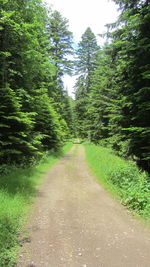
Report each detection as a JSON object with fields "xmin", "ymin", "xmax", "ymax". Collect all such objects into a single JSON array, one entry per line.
[
  {"xmin": 84, "ymin": 142, "xmax": 150, "ymax": 220},
  {"xmin": 0, "ymin": 142, "xmax": 72, "ymax": 266}
]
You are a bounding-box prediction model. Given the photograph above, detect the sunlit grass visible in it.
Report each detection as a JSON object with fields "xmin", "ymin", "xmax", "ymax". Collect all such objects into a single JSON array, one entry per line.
[
  {"xmin": 84, "ymin": 142, "xmax": 150, "ymax": 220},
  {"xmin": 84, "ymin": 143, "xmax": 126, "ymax": 185},
  {"xmin": 0, "ymin": 142, "xmax": 73, "ymax": 266}
]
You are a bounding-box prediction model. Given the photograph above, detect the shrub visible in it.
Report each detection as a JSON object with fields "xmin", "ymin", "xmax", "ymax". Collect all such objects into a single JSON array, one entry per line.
[{"xmin": 84, "ymin": 142, "xmax": 150, "ymax": 218}]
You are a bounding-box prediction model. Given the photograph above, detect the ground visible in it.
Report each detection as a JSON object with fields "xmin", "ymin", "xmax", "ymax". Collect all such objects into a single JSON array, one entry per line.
[{"xmin": 17, "ymin": 145, "xmax": 150, "ymax": 267}]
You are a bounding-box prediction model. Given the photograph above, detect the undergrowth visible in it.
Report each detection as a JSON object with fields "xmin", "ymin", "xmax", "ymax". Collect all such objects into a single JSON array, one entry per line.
[
  {"xmin": 0, "ymin": 142, "xmax": 72, "ymax": 266},
  {"xmin": 84, "ymin": 142, "xmax": 150, "ymax": 219}
]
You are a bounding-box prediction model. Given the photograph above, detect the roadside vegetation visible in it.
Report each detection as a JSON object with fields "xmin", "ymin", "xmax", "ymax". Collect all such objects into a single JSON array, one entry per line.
[
  {"xmin": 75, "ymin": 1, "xmax": 150, "ymax": 173},
  {"xmin": 84, "ymin": 143, "xmax": 150, "ymax": 220},
  {"xmin": 0, "ymin": 142, "xmax": 72, "ymax": 266},
  {"xmin": 1, "ymin": 0, "xmax": 149, "ymax": 263},
  {"xmin": 0, "ymin": 2, "xmax": 75, "ymax": 264}
]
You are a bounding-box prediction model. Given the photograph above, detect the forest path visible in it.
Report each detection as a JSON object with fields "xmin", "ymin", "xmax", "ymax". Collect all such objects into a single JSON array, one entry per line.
[{"xmin": 17, "ymin": 145, "xmax": 150, "ymax": 267}]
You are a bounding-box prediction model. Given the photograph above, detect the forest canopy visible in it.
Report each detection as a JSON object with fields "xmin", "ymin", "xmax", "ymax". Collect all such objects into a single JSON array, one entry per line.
[
  {"xmin": 0, "ymin": 0, "xmax": 150, "ymax": 172},
  {"xmin": 74, "ymin": 0, "xmax": 150, "ymax": 172},
  {"xmin": 0, "ymin": 0, "xmax": 75, "ymax": 163}
]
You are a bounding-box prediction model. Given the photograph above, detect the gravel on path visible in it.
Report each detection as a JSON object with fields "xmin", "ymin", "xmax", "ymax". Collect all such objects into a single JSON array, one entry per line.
[{"xmin": 17, "ymin": 145, "xmax": 150, "ymax": 267}]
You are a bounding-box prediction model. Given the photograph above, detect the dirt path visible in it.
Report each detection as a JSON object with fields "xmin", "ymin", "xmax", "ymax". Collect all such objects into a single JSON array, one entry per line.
[{"xmin": 17, "ymin": 145, "xmax": 150, "ymax": 267}]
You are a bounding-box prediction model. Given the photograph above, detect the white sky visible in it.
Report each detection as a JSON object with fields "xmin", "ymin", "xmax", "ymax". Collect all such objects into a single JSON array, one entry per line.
[{"xmin": 44, "ymin": 0, "xmax": 119, "ymax": 97}]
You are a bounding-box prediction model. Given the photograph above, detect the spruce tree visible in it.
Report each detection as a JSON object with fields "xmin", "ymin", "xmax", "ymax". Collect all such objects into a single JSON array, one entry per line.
[
  {"xmin": 0, "ymin": 0, "xmax": 75, "ymax": 163},
  {"xmin": 48, "ymin": 10, "xmax": 73, "ymax": 77},
  {"xmin": 0, "ymin": 86, "xmax": 37, "ymax": 163},
  {"xmin": 75, "ymin": 27, "xmax": 99, "ymax": 92},
  {"xmin": 75, "ymin": 28, "xmax": 99, "ymax": 137},
  {"xmin": 86, "ymin": 48, "xmax": 115, "ymax": 143},
  {"xmin": 109, "ymin": 0, "xmax": 150, "ymax": 170}
]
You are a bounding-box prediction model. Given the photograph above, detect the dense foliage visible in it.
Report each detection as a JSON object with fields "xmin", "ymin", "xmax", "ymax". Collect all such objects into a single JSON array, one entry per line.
[
  {"xmin": 75, "ymin": 0, "xmax": 150, "ymax": 172},
  {"xmin": 1, "ymin": 0, "xmax": 149, "ymax": 171},
  {"xmin": 75, "ymin": 27, "xmax": 99, "ymax": 137},
  {"xmin": 0, "ymin": 0, "xmax": 74, "ymax": 164},
  {"xmin": 0, "ymin": 0, "xmax": 149, "ymax": 264},
  {"xmin": 84, "ymin": 143, "xmax": 150, "ymax": 218}
]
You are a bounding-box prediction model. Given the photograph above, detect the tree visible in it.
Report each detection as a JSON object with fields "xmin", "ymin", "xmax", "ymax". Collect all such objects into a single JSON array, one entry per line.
[
  {"xmin": 75, "ymin": 27, "xmax": 99, "ymax": 92},
  {"xmin": 109, "ymin": 0, "xmax": 150, "ymax": 170},
  {"xmin": 74, "ymin": 28, "xmax": 99, "ymax": 137},
  {"xmin": 0, "ymin": 0, "xmax": 75, "ymax": 163},
  {"xmin": 62, "ymin": 91, "xmax": 76, "ymax": 136},
  {"xmin": 74, "ymin": 0, "xmax": 150, "ymax": 171},
  {"xmin": 86, "ymin": 48, "xmax": 115, "ymax": 143},
  {"xmin": 78, "ymin": 0, "xmax": 150, "ymax": 171},
  {"xmin": 74, "ymin": 76, "xmax": 89, "ymax": 137},
  {"xmin": 0, "ymin": 86, "xmax": 38, "ymax": 163},
  {"xmin": 47, "ymin": 10, "xmax": 74, "ymax": 136},
  {"xmin": 32, "ymin": 89, "xmax": 64, "ymax": 151},
  {"xmin": 48, "ymin": 10, "xmax": 73, "ymax": 77}
]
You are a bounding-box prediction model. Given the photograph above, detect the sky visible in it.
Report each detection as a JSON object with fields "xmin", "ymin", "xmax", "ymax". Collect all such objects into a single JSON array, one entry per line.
[{"xmin": 44, "ymin": 0, "xmax": 119, "ymax": 97}]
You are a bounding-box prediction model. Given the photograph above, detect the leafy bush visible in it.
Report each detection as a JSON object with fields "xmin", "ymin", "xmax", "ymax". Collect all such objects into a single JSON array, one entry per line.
[{"xmin": 108, "ymin": 165, "xmax": 150, "ymax": 213}]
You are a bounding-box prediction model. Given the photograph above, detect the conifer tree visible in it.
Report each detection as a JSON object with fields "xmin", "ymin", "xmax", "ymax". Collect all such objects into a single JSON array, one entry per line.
[
  {"xmin": 47, "ymin": 10, "xmax": 74, "ymax": 134},
  {"xmin": 0, "ymin": 0, "xmax": 75, "ymax": 163},
  {"xmin": 0, "ymin": 86, "xmax": 37, "ymax": 163},
  {"xmin": 75, "ymin": 28, "xmax": 99, "ymax": 137},
  {"xmin": 48, "ymin": 10, "xmax": 73, "ymax": 77},
  {"xmin": 109, "ymin": 0, "xmax": 150, "ymax": 170},
  {"xmin": 75, "ymin": 27, "xmax": 99, "ymax": 92},
  {"xmin": 78, "ymin": 0, "xmax": 150, "ymax": 171},
  {"xmin": 32, "ymin": 89, "xmax": 64, "ymax": 151},
  {"xmin": 86, "ymin": 48, "xmax": 115, "ymax": 143}
]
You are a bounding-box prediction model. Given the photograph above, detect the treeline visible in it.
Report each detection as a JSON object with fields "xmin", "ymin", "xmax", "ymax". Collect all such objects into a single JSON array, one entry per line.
[
  {"xmin": 75, "ymin": 0, "xmax": 150, "ymax": 172},
  {"xmin": 1, "ymin": 0, "xmax": 149, "ymax": 171},
  {"xmin": 0, "ymin": 0, "xmax": 75, "ymax": 164}
]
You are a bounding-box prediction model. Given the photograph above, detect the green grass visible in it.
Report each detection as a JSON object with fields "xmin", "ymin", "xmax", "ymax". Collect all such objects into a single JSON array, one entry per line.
[
  {"xmin": 84, "ymin": 142, "xmax": 150, "ymax": 220},
  {"xmin": 0, "ymin": 142, "xmax": 72, "ymax": 266}
]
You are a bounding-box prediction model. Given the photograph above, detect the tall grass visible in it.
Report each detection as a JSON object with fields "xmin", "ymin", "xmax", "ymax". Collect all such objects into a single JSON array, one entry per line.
[
  {"xmin": 0, "ymin": 142, "xmax": 72, "ymax": 266},
  {"xmin": 84, "ymin": 142, "xmax": 150, "ymax": 219}
]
